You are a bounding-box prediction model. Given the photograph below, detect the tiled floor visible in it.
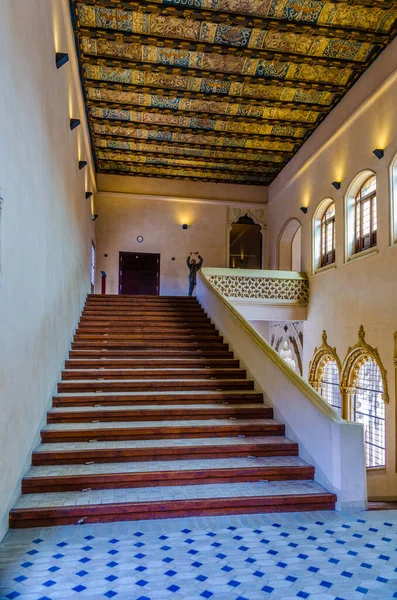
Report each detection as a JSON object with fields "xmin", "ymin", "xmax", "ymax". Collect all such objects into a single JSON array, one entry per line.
[{"xmin": 1, "ymin": 510, "xmax": 397, "ymax": 600}]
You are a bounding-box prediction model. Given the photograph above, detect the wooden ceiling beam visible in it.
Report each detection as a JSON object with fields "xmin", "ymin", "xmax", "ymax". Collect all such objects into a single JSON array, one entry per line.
[
  {"xmin": 73, "ymin": 1, "xmax": 393, "ymax": 44},
  {"xmin": 90, "ymin": 115, "xmax": 305, "ymax": 144},
  {"xmin": 95, "ymin": 147, "xmax": 286, "ymax": 168},
  {"xmin": 77, "ymin": 27, "xmax": 368, "ymax": 71},
  {"xmin": 97, "ymin": 161, "xmax": 272, "ymax": 183},
  {"xmin": 80, "ymin": 54, "xmax": 349, "ymax": 95},
  {"xmin": 92, "ymin": 132, "xmax": 296, "ymax": 155},
  {"xmin": 86, "ymin": 98, "xmax": 320, "ymax": 127},
  {"xmin": 93, "ymin": 132, "xmax": 294, "ymax": 158},
  {"xmin": 86, "ymin": 79, "xmax": 333, "ymax": 112},
  {"xmin": 96, "ymin": 167, "xmax": 272, "ymax": 185},
  {"xmin": 96, "ymin": 154, "xmax": 278, "ymax": 175}
]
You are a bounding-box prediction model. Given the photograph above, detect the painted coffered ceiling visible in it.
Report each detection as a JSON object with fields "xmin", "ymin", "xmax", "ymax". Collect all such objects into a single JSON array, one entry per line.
[{"xmin": 70, "ymin": 0, "xmax": 397, "ymax": 186}]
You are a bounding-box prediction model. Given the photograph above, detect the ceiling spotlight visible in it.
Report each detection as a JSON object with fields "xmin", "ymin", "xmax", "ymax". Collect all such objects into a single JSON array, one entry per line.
[
  {"xmin": 373, "ymin": 148, "xmax": 384, "ymax": 160},
  {"xmin": 300, "ymin": 207, "xmax": 308, "ymax": 214},
  {"xmin": 56, "ymin": 52, "xmax": 69, "ymax": 69},
  {"xmin": 79, "ymin": 160, "xmax": 88, "ymax": 170},
  {"xmin": 92, "ymin": 214, "xmax": 98, "ymax": 221},
  {"xmin": 332, "ymin": 181, "xmax": 341, "ymax": 190},
  {"xmin": 85, "ymin": 192, "xmax": 93, "ymax": 200},
  {"xmin": 70, "ymin": 118, "xmax": 81, "ymax": 131}
]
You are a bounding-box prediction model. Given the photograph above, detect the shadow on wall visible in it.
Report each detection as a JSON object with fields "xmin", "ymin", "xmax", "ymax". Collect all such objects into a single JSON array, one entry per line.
[{"xmin": 278, "ymin": 218, "xmax": 302, "ymax": 271}]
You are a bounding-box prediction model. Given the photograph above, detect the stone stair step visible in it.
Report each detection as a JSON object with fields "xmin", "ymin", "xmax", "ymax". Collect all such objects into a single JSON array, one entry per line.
[
  {"xmin": 47, "ymin": 403, "xmax": 272, "ymax": 423},
  {"xmin": 71, "ymin": 340, "xmax": 229, "ymax": 350},
  {"xmin": 41, "ymin": 418, "xmax": 285, "ymax": 442},
  {"xmin": 79, "ymin": 315, "xmax": 212, "ymax": 323},
  {"xmin": 32, "ymin": 436, "xmax": 299, "ymax": 465},
  {"xmin": 22, "ymin": 456, "xmax": 314, "ymax": 493},
  {"xmin": 57, "ymin": 378, "xmax": 255, "ymax": 393},
  {"xmin": 53, "ymin": 390, "xmax": 264, "ymax": 407},
  {"xmin": 74, "ymin": 333, "xmax": 222, "ymax": 341},
  {"xmin": 69, "ymin": 349, "xmax": 234, "ymax": 359},
  {"xmin": 9, "ymin": 481, "xmax": 337, "ymax": 528},
  {"xmin": 65, "ymin": 358, "xmax": 240, "ymax": 369},
  {"xmin": 77, "ymin": 323, "xmax": 217, "ymax": 332},
  {"xmin": 61, "ymin": 368, "xmax": 246, "ymax": 381}
]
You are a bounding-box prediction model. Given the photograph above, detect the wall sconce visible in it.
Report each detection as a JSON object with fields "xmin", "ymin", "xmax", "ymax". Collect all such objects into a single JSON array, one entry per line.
[
  {"xmin": 85, "ymin": 192, "xmax": 93, "ymax": 200},
  {"xmin": 92, "ymin": 214, "xmax": 98, "ymax": 221},
  {"xmin": 79, "ymin": 160, "xmax": 88, "ymax": 170},
  {"xmin": 300, "ymin": 207, "xmax": 308, "ymax": 214},
  {"xmin": 56, "ymin": 52, "xmax": 69, "ymax": 69},
  {"xmin": 332, "ymin": 181, "xmax": 341, "ymax": 190},
  {"xmin": 182, "ymin": 224, "xmax": 188, "ymax": 230},
  {"xmin": 373, "ymin": 148, "xmax": 384, "ymax": 160},
  {"xmin": 70, "ymin": 118, "xmax": 81, "ymax": 131}
]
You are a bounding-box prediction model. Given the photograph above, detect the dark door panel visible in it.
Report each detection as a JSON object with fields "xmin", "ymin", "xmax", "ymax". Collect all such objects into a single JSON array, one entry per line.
[{"xmin": 119, "ymin": 252, "xmax": 160, "ymax": 296}]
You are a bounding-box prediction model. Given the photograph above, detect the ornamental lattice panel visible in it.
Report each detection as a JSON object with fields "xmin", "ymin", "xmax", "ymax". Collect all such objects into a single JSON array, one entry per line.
[{"xmin": 207, "ymin": 275, "xmax": 309, "ymax": 304}]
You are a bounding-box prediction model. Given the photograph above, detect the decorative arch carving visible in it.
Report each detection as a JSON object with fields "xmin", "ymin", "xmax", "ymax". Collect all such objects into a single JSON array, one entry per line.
[
  {"xmin": 340, "ymin": 325, "xmax": 389, "ymax": 419},
  {"xmin": 226, "ymin": 206, "xmax": 267, "ymax": 268},
  {"xmin": 308, "ymin": 330, "xmax": 341, "ymax": 393}
]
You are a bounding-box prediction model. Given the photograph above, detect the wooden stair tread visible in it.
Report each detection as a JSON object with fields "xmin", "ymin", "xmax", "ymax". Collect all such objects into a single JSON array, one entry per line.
[
  {"xmin": 43, "ymin": 418, "xmax": 281, "ymax": 431},
  {"xmin": 49, "ymin": 403, "xmax": 269, "ymax": 412},
  {"xmin": 34, "ymin": 435, "xmax": 297, "ymax": 453}
]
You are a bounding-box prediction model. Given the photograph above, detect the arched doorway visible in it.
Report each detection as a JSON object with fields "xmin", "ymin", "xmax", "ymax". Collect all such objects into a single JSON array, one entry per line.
[
  {"xmin": 229, "ymin": 215, "xmax": 262, "ymax": 269},
  {"xmin": 278, "ymin": 218, "xmax": 302, "ymax": 271}
]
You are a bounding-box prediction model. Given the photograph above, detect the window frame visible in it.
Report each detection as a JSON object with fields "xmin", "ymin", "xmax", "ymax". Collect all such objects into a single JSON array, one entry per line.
[
  {"xmin": 354, "ymin": 175, "xmax": 377, "ymax": 255},
  {"xmin": 320, "ymin": 202, "xmax": 336, "ymax": 267}
]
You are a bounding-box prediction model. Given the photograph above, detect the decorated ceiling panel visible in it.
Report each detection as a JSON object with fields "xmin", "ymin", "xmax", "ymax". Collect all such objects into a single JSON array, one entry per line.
[{"xmin": 70, "ymin": 0, "xmax": 397, "ymax": 186}]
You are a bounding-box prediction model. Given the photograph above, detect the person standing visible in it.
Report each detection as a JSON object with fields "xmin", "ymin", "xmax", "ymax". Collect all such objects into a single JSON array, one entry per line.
[{"xmin": 186, "ymin": 252, "xmax": 203, "ymax": 296}]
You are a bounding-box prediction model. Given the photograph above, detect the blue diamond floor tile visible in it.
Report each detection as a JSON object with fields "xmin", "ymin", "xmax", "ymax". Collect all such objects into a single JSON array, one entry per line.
[{"xmin": 1, "ymin": 510, "xmax": 397, "ymax": 599}]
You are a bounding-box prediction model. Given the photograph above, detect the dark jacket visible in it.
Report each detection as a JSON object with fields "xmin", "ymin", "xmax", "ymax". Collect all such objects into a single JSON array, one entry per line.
[{"xmin": 186, "ymin": 255, "xmax": 203, "ymax": 284}]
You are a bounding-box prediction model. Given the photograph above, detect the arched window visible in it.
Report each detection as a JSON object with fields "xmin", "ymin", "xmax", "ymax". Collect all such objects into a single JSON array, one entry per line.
[
  {"xmin": 390, "ymin": 152, "xmax": 397, "ymax": 244},
  {"xmin": 345, "ymin": 170, "xmax": 377, "ymax": 260},
  {"xmin": 354, "ymin": 175, "xmax": 377, "ymax": 254},
  {"xmin": 312, "ymin": 199, "xmax": 335, "ymax": 273},
  {"xmin": 321, "ymin": 202, "xmax": 336, "ymax": 266},
  {"xmin": 320, "ymin": 360, "xmax": 342, "ymax": 414},
  {"xmin": 309, "ymin": 331, "xmax": 342, "ymax": 414},
  {"xmin": 341, "ymin": 326, "xmax": 389, "ymax": 469},
  {"xmin": 352, "ymin": 359, "xmax": 385, "ymax": 468}
]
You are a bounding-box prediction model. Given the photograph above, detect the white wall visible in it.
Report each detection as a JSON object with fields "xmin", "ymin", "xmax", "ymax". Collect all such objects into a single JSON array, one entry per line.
[
  {"xmin": 267, "ymin": 37, "xmax": 397, "ymax": 500},
  {"xmin": 95, "ymin": 192, "xmax": 228, "ymax": 295},
  {"xmin": 0, "ymin": 0, "xmax": 94, "ymax": 538}
]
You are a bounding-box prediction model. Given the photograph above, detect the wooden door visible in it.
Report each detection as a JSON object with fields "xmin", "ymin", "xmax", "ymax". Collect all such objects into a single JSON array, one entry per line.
[{"xmin": 119, "ymin": 252, "xmax": 160, "ymax": 296}]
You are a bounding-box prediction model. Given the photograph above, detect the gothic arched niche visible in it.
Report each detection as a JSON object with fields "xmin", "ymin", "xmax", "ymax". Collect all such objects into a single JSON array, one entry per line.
[{"xmin": 229, "ymin": 214, "xmax": 262, "ymax": 269}]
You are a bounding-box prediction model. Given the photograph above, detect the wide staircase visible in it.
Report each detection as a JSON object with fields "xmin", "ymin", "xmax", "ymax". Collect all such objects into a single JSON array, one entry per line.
[{"xmin": 10, "ymin": 295, "xmax": 336, "ymax": 528}]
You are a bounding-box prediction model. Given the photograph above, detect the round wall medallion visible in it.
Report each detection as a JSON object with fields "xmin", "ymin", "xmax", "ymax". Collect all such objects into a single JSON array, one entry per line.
[{"xmin": 137, "ymin": 236, "xmax": 144, "ymax": 243}]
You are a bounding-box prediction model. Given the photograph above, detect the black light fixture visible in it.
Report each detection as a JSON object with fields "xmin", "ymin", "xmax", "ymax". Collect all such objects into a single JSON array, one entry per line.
[
  {"xmin": 70, "ymin": 118, "xmax": 81, "ymax": 131},
  {"xmin": 92, "ymin": 214, "xmax": 98, "ymax": 221},
  {"xmin": 85, "ymin": 192, "xmax": 93, "ymax": 200},
  {"xmin": 55, "ymin": 52, "xmax": 69, "ymax": 69},
  {"xmin": 332, "ymin": 181, "xmax": 341, "ymax": 190},
  {"xmin": 300, "ymin": 207, "xmax": 308, "ymax": 214},
  {"xmin": 373, "ymin": 148, "xmax": 384, "ymax": 160},
  {"xmin": 79, "ymin": 160, "xmax": 88, "ymax": 170},
  {"xmin": 182, "ymin": 224, "xmax": 188, "ymax": 230}
]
